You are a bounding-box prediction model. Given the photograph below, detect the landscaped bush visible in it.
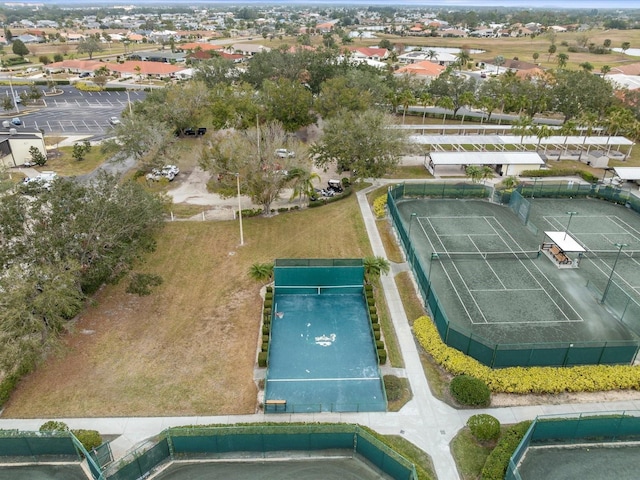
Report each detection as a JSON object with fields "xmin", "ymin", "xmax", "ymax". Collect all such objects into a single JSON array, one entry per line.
[
  {"xmin": 261, "ymin": 342, "xmax": 268, "ymax": 352},
  {"xmin": 413, "ymin": 316, "xmax": 640, "ymax": 394},
  {"xmin": 262, "ymin": 335, "xmax": 269, "ymax": 343},
  {"xmin": 264, "ymin": 300, "xmax": 272, "ymax": 309},
  {"xmin": 372, "ymin": 323, "xmax": 380, "ymax": 331},
  {"xmin": 373, "ymin": 194, "xmax": 387, "ymax": 218},
  {"xmin": 72, "ymin": 429, "xmax": 102, "ymax": 451},
  {"xmin": 374, "ymin": 330, "xmax": 381, "ymax": 340},
  {"xmin": 481, "ymin": 421, "xmax": 532, "ymax": 480},
  {"xmin": 370, "ymin": 313, "xmax": 378, "ymax": 323},
  {"xmin": 266, "ymin": 286, "xmax": 273, "ymax": 294},
  {"xmin": 467, "ymin": 414, "xmax": 501, "ymax": 442},
  {"xmin": 258, "ymin": 352, "xmax": 268, "ymax": 367},
  {"xmin": 369, "ymin": 306, "xmax": 376, "ymax": 314},
  {"xmin": 376, "ymin": 340, "xmax": 385, "ymax": 350},
  {"xmin": 75, "ymin": 82, "xmax": 102, "ymax": 92},
  {"xmin": 383, "ymin": 375, "xmax": 404, "ymax": 401},
  {"xmin": 40, "ymin": 421, "xmax": 70, "ymax": 432},
  {"xmin": 262, "ymin": 324, "xmax": 270, "ymax": 335},
  {"xmin": 377, "ymin": 349, "xmax": 387, "ymax": 364},
  {"xmin": 450, "ymin": 375, "xmax": 491, "ymax": 407},
  {"xmin": 520, "ymin": 168, "xmax": 598, "ymax": 183}
]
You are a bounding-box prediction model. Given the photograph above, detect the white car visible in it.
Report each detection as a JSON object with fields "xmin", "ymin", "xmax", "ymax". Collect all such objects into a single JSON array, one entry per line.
[
  {"xmin": 109, "ymin": 117, "xmax": 121, "ymax": 126},
  {"xmin": 275, "ymin": 149, "xmax": 295, "ymax": 158},
  {"xmin": 162, "ymin": 165, "xmax": 180, "ymax": 176}
]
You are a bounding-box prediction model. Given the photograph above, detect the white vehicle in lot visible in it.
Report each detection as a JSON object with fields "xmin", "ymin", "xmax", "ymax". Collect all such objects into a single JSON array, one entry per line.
[
  {"xmin": 109, "ymin": 117, "xmax": 121, "ymax": 126},
  {"xmin": 146, "ymin": 165, "xmax": 180, "ymax": 182},
  {"xmin": 275, "ymin": 149, "xmax": 295, "ymax": 158},
  {"xmin": 22, "ymin": 171, "xmax": 57, "ymax": 191}
]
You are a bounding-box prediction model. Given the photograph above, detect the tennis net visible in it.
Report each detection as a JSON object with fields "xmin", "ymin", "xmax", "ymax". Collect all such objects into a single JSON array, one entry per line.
[{"xmin": 435, "ymin": 250, "xmax": 540, "ymax": 260}]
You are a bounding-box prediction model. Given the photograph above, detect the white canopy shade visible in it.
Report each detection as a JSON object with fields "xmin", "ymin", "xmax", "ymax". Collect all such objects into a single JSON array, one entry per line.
[{"xmin": 545, "ymin": 231, "xmax": 586, "ymax": 253}]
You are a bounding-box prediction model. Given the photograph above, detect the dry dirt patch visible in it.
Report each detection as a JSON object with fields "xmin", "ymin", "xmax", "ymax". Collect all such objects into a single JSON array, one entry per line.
[{"xmin": 2, "ymin": 197, "xmax": 370, "ymax": 418}]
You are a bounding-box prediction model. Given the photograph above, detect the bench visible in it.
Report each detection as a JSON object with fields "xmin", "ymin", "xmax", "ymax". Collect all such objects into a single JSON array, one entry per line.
[
  {"xmin": 265, "ymin": 399, "xmax": 286, "ymax": 412},
  {"xmin": 550, "ymin": 245, "xmax": 570, "ymax": 264}
]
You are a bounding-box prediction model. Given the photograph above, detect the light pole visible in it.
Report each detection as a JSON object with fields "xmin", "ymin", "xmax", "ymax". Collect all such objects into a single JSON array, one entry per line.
[
  {"xmin": 427, "ymin": 252, "xmax": 440, "ymax": 299},
  {"xmin": 126, "ymin": 89, "xmax": 132, "ymax": 115},
  {"xmin": 236, "ymin": 173, "xmax": 244, "ymax": 246},
  {"xmin": 564, "ymin": 211, "xmax": 577, "ymax": 241},
  {"xmin": 601, "ymin": 243, "xmax": 628, "ymax": 304}
]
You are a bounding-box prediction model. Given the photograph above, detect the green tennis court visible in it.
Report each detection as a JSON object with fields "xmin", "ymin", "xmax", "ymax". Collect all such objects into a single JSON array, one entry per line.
[
  {"xmin": 0, "ymin": 464, "xmax": 88, "ymax": 479},
  {"xmin": 517, "ymin": 444, "xmax": 640, "ymax": 480},
  {"xmin": 150, "ymin": 457, "xmax": 393, "ymax": 480},
  {"xmin": 396, "ymin": 197, "xmax": 640, "ymax": 351}
]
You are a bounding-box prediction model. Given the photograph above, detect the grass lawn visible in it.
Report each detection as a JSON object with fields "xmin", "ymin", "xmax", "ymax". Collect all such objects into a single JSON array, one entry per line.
[
  {"xmin": 40, "ymin": 145, "xmax": 109, "ymax": 176},
  {"xmin": 2, "ymin": 196, "xmax": 372, "ymax": 417},
  {"xmin": 450, "ymin": 427, "xmax": 496, "ymax": 480}
]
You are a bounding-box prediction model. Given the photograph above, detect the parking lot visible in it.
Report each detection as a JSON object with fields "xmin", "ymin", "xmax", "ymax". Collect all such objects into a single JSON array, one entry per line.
[{"xmin": 0, "ymin": 86, "xmax": 146, "ymax": 138}]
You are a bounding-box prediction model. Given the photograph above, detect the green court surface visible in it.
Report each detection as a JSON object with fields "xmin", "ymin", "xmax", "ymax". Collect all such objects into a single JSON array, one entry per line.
[
  {"xmin": 0, "ymin": 464, "xmax": 88, "ymax": 479},
  {"xmin": 517, "ymin": 444, "xmax": 640, "ymax": 480},
  {"xmin": 150, "ymin": 457, "xmax": 393, "ymax": 480},
  {"xmin": 397, "ymin": 198, "xmax": 640, "ymax": 346}
]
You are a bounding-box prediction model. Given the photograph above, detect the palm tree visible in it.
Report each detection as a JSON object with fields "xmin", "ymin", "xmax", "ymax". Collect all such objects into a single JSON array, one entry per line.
[
  {"xmin": 363, "ymin": 256, "xmax": 390, "ymax": 283},
  {"xmin": 512, "ymin": 115, "xmax": 535, "ymax": 147},
  {"xmin": 455, "ymin": 49, "xmax": 471, "ymax": 71},
  {"xmin": 418, "ymin": 91, "xmax": 433, "ymax": 124},
  {"xmin": 576, "ymin": 111, "xmax": 599, "ymax": 160},
  {"xmin": 458, "ymin": 91, "xmax": 476, "ymax": 124},
  {"xmin": 600, "ymin": 65, "xmax": 611, "ymax": 77},
  {"xmin": 398, "ymin": 89, "xmax": 415, "ymax": 124},
  {"xmin": 287, "ymin": 167, "xmax": 320, "ymax": 205},
  {"xmin": 621, "ymin": 42, "xmax": 631, "ymax": 54},
  {"xmin": 465, "ymin": 165, "xmax": 483, "ymax": 183},
  {"xmin": 558, "ymin": 120, "xmax": 577, "ymax": 156},
  {"xmin": 556, "ymin": 53, "xmax": 569, "ymax": 69},
  {"xmin": 481, "ymin": 166, "xmax": 494, "ymax": 182},
  {"xmin": 426, "ymin": 49, "xmax": 438, "ymax": 62},
  {"xmin": 437, "ymin": 96, "xmax": 455, "ymax": 125},
  {"xmin": 249, "ymin": 262, "xmax": 274, "ymax": 284},
  {"xmin": 532, "ymin": 124, "xmax": 553, "ymax": 153}
]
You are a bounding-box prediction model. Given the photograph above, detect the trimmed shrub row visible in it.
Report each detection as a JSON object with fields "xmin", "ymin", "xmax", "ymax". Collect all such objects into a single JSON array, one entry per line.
[
  {"xmin": 481, "ymin": 421, "xmax": 532, "ymax": 480},
  {"xmin": 520, "ymin": 168, "xmax": 599, "ymax": 183},
  {"xmin": 368, "ymin": 295, "xmax": 387, "ymax": 365},
  {"xmin": 258, "ymin": 288, "xmax": 274, "ymax": 367},
  {"xmin": 413, "ymin": 316, "xmax": 640, "ymax": 393},
  {"xmin": 373, "ymin": 194, "xmax": 387, "ymax": 219}
]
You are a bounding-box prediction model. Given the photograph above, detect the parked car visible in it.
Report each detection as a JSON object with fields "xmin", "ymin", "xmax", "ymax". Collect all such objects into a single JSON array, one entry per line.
[
  {"xmin": 11, "ymin": 117, "xmax": 21, "ymax": 126},
  {"xmin": 197, "ymin": 127, "xmax": 207, "ymax": 136},
  {"xmin": 162, "ymin": 165, "xmax": 180, "ymax": 177},
  {"xmin": 109, "ymin": 117, "xmax": 121, "ymax": 126},
  {"xmin": 21, "ymin": 171, "xmax": 57, "ymax": 192},
  {"xmin": 275, "ymin": 149, "xmax": 295, "ymax": 158},
  {"xmin": 79, "ymin": 72, "xmax": 91, "ymax": 78}
]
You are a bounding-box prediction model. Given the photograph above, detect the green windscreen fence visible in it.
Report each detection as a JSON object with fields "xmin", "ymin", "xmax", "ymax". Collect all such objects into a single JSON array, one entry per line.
[
  {"xmin": 507, "ymin": 411, "xmax": 640, "ymax": 480},
  {"xmin": 387, "ymin": 183, "xmax": 639, "ymax": 368},
  {"xmin": 101, "ymin": 424, "xmax": 417, "ymax": 480},
  {"xmin": 274, "ymin": 258, "xmax": 364, "ymax": 288},
  {"xmin": 0, "ymin": 431, "xmax": 80, "ymax": 459}
]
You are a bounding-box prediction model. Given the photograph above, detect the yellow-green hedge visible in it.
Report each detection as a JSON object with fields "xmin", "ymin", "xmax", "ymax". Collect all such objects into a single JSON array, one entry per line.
[
  {"xmin": 373, "ymin": 194, "xmax": 387, "ymax": 219},
  {"xmin": 75, "ymin": 82, "xmax": 103, "ymax": 92},
  {"xmin": 413, "ymin": 316, "xmax": 640, "ymax": 394}
]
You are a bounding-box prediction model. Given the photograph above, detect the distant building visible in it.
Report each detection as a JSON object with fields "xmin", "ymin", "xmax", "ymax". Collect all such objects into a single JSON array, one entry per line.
[{"xmin": 0, "ymin": 127, "xmax": 46, "ymax": 168}]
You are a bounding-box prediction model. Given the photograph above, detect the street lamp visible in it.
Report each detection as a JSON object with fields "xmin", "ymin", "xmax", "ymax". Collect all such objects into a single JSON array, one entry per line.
[
  {"xmin": 427, "ymin": 252, "xmax": 440, "ymax": 299},
  {"xmin": 564, "ymin": 211, "xmax": 577, "ymax": 241},
  {"xmin": 601, "ymin": 243, "xmax": 628, "ymax": 304},
  {"xmin": 236, "ymin": 173, "xmax": 244, "ymax": 246}
]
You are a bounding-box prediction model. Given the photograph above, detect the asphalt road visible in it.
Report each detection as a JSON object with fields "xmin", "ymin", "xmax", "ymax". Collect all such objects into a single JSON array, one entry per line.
[{"xmin": 0, "ymin": 86, "xmax": 146, "ymax": 139}]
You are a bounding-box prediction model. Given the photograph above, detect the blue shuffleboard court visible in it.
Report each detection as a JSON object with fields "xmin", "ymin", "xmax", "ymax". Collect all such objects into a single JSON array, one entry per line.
[{"xmin": 265, "ymin": 292, "xmax": 386, "ymax": 413}]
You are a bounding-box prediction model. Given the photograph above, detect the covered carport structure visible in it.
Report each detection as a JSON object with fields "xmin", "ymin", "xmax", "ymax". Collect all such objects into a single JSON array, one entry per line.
[
  {"xmin": 409, "ymin": 134, "xmax": 635, "ymax": 163},
  {"xmin": 613, "ymin": 167, "xmax": 640, "ymax": 183},
  {"xmin": 425, "ymin": 151, "xmax": 545, "ymax": 177}
]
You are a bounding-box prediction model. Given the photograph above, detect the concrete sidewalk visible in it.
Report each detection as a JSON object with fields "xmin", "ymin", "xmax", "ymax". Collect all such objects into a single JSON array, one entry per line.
[{"xmin": 1, "ymin": 181, "xmax": 640, "ymax": 478}]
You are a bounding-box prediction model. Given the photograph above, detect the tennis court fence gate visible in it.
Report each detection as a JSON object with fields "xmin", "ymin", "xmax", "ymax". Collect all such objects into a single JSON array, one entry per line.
[
  {"xmin": 507, "ymin": 410, "xmax": 640, "ymax": 480},
  {"xmin": 387, "ymin": 183, "xmax": 640, "ymax": 368},
  {"xmin": 100, "ymin": 424, "xmax": 417, "ymax": 480}
]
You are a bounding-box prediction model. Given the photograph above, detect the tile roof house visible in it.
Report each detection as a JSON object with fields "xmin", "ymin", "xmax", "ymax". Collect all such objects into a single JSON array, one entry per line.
[
  {"xmin": 395, "ymin": 61, "xmax": 446, "ymax": 80},
  {"xmin": 346, "ymin": 46, "xmax": 389, "ymax": 61}
]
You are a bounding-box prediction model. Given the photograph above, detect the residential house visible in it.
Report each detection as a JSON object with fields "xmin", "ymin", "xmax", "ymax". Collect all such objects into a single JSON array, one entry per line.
[
  {"xmin": 395, "ymin": 61, "xmax": 445, "ymax": 81},
  {"xmin": 346, "ymin": 46, "xmax": 389, "ymax": 62}
]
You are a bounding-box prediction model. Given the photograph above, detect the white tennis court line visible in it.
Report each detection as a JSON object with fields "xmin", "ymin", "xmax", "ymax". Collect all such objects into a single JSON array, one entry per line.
[
  {"xmin": 470, "ymin": 288, "xmax": 543, "ymax": 292},
  {"xmin": 467, "ymin": 234, "xmax": 507, "ymax": 290},
  {"xmin": 438, "ymin": 233, "xmax": 499, "ymax": 237},
  {"xmin": 483, "ymin": 216, "xmax": 584, "ymax": 323},
  {"xmin": 268, "ymin": 377, "xmax": 381, "ymax": 382},
  {"xmin": 425, "ymin": 217, "xmax": 489, "ymax": 324},
  {"xmin": 611, "ymin": 215, "xmax": 640, "ymax": 240},
  {"xmin": 416, "ymin": 217, "xmax": 484, "ymax": 325}
]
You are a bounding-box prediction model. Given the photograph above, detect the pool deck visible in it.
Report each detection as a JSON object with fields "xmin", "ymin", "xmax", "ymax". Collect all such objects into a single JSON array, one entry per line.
[{"xmin": 2, "ymin": 178, "xmax": 640, "ymax": 480}]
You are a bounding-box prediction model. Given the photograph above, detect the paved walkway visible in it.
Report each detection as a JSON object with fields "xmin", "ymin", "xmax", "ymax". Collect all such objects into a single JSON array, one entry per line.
[{"xmin": 2, "ymin": 179, "xmax": 640, "ymax": 478}]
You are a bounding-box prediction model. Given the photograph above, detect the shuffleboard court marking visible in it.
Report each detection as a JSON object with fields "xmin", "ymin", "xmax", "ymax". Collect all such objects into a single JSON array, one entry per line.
[
  {"xmin": 416, "ymin": 217, "xmax": 482, "ymax": 325},
  {"xmin": 484, "ymin": 216, "xmax": 583, "ymax": 323}
]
